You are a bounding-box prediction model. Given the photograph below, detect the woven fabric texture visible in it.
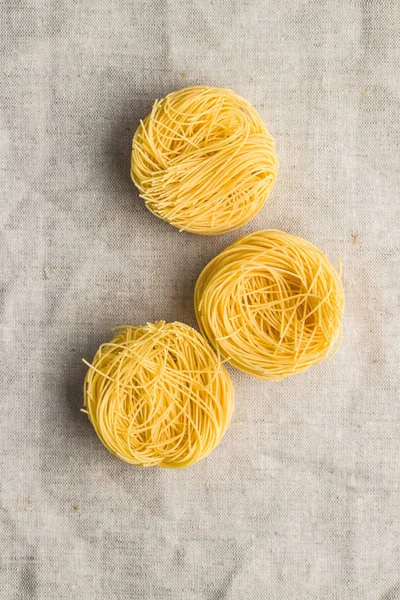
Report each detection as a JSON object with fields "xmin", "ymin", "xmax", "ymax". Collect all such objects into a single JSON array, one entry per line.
[{"xmin": 1, "ymin": 1, "xmax": 399, "ymax": 598}]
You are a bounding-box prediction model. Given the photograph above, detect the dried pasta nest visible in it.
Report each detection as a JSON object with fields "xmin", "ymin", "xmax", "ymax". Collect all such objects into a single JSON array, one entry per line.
[
  {"xmin": 131, "ymin": 86, "xmax": 278, "ymax": 235},
  {"xmin": 83, "ymin": 321, "xmax": 234, "ymax": 468},
  {"xmin": 194, "ymin": 230, "xmax": 344, "ymax": 380}
]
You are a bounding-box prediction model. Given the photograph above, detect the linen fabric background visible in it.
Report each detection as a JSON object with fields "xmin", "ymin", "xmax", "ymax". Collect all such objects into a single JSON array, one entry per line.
[{"xmin": 1, "ymin": 1, "xmax": 399, "ymax": 598}]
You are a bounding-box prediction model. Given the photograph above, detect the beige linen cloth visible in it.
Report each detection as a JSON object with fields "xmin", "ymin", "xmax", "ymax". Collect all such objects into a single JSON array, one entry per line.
[{"xmin": 1, "ymin": 1, "xmax": 399, "ymax": 598}]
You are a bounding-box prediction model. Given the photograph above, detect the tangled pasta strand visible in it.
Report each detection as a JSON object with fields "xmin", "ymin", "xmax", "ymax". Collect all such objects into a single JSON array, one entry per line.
[
  {"xmin": 194, "ymin": 230, "xmax": 344, "ymax": 380},
  {"xmin": 131, "ymin": 86, "xmax": 278, "ymax": 235},
  {"xmin": 83, "ymin": 321, "xmax": 234, "ymax": 468}
]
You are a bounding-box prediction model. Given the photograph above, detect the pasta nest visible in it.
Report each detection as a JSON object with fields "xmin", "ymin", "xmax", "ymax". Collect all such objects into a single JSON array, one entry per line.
[
  {"xmin": 83, "ymin": 321, "xmax": 234, "ymax": 468},
  {"xmin": 131, "ymin": 86, "xmax": 278, "ymax": 235},
  {"xmin": 194, "ymin": 230, "xmax": 344, "ymax": 380}
]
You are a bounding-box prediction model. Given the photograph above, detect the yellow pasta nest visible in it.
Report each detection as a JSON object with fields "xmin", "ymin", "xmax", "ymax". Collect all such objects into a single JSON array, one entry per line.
[
  {"xmin": 194, "ymin": 230, "xmax": 344, "ymax": 380},
  {"xmin": 131, "ymin": 86, "xmax": 278, "ymax": 235},
  {"xmin": 83, "ymin": 321, "xmax": 234, "ymax": 468}
]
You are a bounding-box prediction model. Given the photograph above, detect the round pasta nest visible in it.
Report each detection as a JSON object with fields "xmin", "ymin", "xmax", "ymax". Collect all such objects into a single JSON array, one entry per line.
[
  {"xmin": 131, "ymin": 86, "xmax": 278, "ymax": 235},
  {"xmin": 194, "ymin": 230, "xmax": 344, "ymax": 380},
  {"xmin": 83, "ymin": 321, "xmax": 234, "ymax": 468}
]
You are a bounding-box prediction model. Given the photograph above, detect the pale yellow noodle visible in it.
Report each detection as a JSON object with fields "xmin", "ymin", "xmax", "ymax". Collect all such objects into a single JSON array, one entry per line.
[
  {"xmin": 83, "ymin": 321, "xmax": 234, "ymax": 468},
  {"xmin": 131, "ymin": 86, "xmax": 279, "ymax": 235},
  {"xmin": 194, "ymin": 230, "xmax": 344, "ymax": 380}
]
